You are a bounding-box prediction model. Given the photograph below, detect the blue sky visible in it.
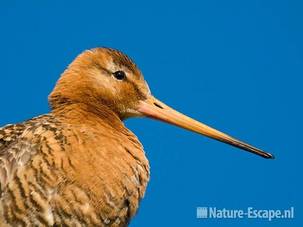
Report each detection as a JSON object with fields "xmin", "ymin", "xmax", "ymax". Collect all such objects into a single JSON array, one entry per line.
[{"xmin": 0, "ymin": 1, "xmax": 302, "ymax": 226}]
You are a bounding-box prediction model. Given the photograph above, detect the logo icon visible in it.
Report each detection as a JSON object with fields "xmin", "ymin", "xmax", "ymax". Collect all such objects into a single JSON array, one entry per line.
[{"xmin": 197, "ymin": 207, "xmax": 208, "ymax": 219}]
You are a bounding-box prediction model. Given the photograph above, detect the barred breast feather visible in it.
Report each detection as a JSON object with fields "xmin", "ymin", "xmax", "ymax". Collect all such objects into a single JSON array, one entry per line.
[{"xmin": 0, "ymin": 113, "xmax": 150, "ymax": 226}]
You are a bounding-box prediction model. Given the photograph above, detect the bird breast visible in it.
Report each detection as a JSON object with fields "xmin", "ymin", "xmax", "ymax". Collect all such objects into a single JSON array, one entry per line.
[{"xmin": 0, "ymin": 113, "xmax": 150, "ymax": 226}]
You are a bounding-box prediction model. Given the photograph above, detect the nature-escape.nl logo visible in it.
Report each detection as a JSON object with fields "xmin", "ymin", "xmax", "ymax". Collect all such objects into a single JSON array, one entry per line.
[{"xmin": 196, "ymin": 206, "xmax": 294, "ymax": 221}]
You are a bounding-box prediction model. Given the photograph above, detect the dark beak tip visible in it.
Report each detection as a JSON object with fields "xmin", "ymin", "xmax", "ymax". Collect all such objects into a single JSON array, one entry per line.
[{"xmin": 265, "ymin": 153, "xmax": 275, "ymax": 159}]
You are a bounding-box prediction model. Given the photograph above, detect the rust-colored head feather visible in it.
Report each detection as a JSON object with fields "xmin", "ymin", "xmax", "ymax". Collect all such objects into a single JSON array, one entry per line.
[{"xmin": 49, "ymin": 48, "xmax": 150, "ymax": 119}]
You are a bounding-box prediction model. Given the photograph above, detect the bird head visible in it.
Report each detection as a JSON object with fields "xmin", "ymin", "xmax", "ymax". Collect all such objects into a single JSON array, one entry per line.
[
  {"xmin": 49, "ymin": 47, "xmax": 274, "ymax": 159},
  {"xmin": 49, "ymin": 48, "xmax": 150, "ymax": 118}
]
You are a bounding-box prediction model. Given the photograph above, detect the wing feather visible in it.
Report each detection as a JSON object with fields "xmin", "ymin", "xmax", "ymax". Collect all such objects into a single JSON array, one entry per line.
[{"xmin": 0, "ymin": 115, "xmax": 53, "ymax": 194}]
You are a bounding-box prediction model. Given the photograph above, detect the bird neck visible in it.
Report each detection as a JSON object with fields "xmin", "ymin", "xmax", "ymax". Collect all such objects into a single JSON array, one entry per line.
[{"xmin": 51, "ymin": 102, "xmax": 125, "ymax": 130}]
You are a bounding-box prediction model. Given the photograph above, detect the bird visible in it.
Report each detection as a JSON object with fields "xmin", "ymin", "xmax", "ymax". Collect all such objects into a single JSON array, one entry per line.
[{"xmin": 0, "ymin": 47, "xmax": 274, "ymax": 226}]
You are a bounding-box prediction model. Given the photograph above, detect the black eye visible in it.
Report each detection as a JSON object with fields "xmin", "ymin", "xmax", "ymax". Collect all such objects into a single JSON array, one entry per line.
[{"xmin": 113, "ymin": 70, "xmax": 126, "ymax": 80}]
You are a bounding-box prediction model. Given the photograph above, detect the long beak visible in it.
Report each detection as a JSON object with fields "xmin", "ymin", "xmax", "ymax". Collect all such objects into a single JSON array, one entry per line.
[{"xmin": 137, "ymin": 96, "xmax": 274, "ymax": 159}]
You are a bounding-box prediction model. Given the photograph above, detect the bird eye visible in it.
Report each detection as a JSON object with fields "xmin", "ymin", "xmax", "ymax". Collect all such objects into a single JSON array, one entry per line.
[{"xmin": 113, "ymin": 71, "xmax": 126, "ymax": 80}]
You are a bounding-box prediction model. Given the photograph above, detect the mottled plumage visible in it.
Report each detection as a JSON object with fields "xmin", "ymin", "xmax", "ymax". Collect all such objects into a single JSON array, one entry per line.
[{"xmin": 0, "ymin": 110, "xmax": 149, "ymax": 226}]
